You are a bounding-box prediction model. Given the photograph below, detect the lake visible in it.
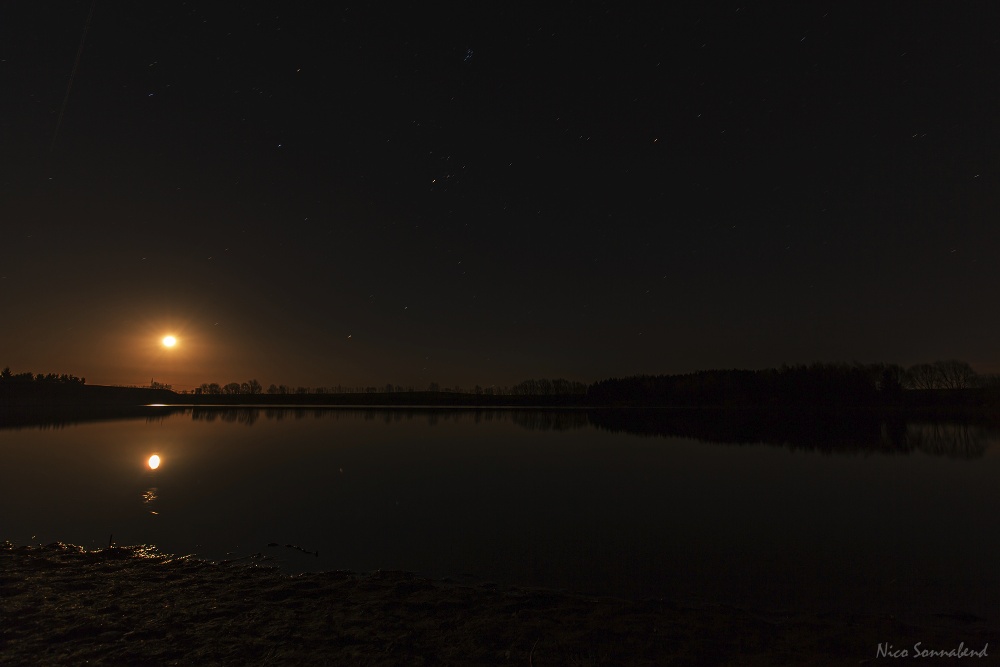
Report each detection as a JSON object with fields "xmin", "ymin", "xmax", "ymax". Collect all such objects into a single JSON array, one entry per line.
[{"xmin": 2, "ymin": 407, "xmax": 997, "ymax": 620}]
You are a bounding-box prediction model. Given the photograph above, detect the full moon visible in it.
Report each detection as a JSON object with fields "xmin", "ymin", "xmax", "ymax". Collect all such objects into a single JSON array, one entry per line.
[
  {"xmin": 162, "ymin": 335, "xmax": 177, "ymax": 347},
  {"xmin": 148, "ymin": 455, "xmax": 161, "ymax": 469}
]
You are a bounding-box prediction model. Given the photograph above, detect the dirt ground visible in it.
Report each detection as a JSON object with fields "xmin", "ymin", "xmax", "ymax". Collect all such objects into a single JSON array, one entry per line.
[{"xmin": 1, "ymin": 542, "xmax": 993, "ymax": 666}]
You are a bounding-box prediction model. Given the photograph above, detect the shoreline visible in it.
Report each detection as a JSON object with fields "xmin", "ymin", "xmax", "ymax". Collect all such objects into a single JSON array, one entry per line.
[
  {"xmin": 2, "ymin": 542, "xmax": 993, "ymax": 665},
  {"xmin": 2, "ymin": 403, "xmax": 995, "ymax": 460},
  {"xmin": 2, "ymin": 379, "xmax": 998, "ymax": 411}
]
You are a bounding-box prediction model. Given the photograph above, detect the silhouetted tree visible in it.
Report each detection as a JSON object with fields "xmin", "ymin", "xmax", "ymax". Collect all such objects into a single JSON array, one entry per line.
[
  {"xmin": 872, "ymin": 363, "xmax": 904, "ymax": 402},
  {"xmin": 0, "ymin": 368, "xmax": 86, "ymax": 385},
  {"xmin": 906, "ymin": 363, "xmax": 940, "ymax": 390},
  {"xmin": 241, "ymin": 379, "xmax": 262, "ymax": 395},
  {"xmin": 935, "ymin": 360, "xmax": 976, "ymax": 389}
]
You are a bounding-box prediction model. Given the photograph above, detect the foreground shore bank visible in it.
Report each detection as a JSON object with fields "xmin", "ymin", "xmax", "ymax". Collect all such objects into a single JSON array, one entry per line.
[{"xmin": 1, "ymin": 542, "xmax": 992, "ymax": 665}]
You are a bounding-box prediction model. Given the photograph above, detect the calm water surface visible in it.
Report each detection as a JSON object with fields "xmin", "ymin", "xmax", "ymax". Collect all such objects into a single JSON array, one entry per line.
[{"xmin": 2, "ymin": 408, "xmax": 996, "ymax": 618}]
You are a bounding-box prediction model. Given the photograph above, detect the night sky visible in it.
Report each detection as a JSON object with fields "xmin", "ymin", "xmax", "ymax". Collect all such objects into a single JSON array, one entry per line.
[{"xmin": 3, "ymin": 2, "xmax": 998, "ymax": 391}]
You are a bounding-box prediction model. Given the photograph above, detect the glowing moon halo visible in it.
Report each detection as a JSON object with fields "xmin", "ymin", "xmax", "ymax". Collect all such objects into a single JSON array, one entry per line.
[
  {"xmin": 148, "ymin": 455, "xmax": 161, "ymax": 470},
  {"xmin": 162, "ymin": 336, "xmax": 177, "ymax": 347}
]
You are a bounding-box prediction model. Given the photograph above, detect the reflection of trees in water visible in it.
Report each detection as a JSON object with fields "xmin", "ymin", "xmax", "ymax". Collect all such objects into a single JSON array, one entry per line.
[
  {"xmin": 508, "ymin": 410, "xmax": 590, "ymax": 431},
  {"xmin": 588, "ymin": 409, "xmax": 896, "ymax": 452},
  {"xmin": 263, "ymin": 408, "xmax": 288, "ymax": 421},
  {"xmin": 191, "ymin": 408, "xmax": 260, "ymax": 426},
  {"xmin": 585, "ymin": 409, "xmax": 992, "ymax": 459},
  {"xmin": 905, "ymin": 422, "xmax": 989, "ymax": 458},
  {"xmin": 175, "ymin": 408, "xmax": 998, "ymax": 457},
  {"xmin": 3, "ymin": 407, "xmax": 991, "ymax": 459},
  {"xmin": 0, "ymin": 405, "xmax": 188, "ymax": 431},
  {"xmin": 184, "ymin": 407, "xmax": 589, "ymax": 430},
  {"xmin": 143, "ymin": 414, "xmax": 173, "ymax": 426}
]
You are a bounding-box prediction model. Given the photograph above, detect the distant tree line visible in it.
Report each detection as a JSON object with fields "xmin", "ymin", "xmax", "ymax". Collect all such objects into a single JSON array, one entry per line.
[
  {"xmin": 197, "ymin": 380, "xmax": 263, "ymax": 395},
  {"xmin": 0, "ymin": 367, "xmax": 85, "ymax": 385},
  {"xmin": 191, "ymin": 377, "xmax": 588, "ymax": 397},
  {"xmin": 509, "ymin": 378, "xmax": 589, "ymax": 395},
  {"xmin": 587, "ymin": 361, "xmax": 991, "ymax": 408},
  {"xmin": 0, "ymin": 366, "xmax": 180, "ymax": 411},
  {"xmin": 5, "ymin": 360, "xmax": 995, "ymax": 410},
  {"xmin": 901, "ymin": 360, "xmax": 978, "ymax": 390}
]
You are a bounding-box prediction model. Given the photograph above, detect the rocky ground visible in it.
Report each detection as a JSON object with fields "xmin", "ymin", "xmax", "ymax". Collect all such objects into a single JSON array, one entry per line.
[{"xmin": 1, "ymin": 542, "xmax": 993, "ymax": 665}]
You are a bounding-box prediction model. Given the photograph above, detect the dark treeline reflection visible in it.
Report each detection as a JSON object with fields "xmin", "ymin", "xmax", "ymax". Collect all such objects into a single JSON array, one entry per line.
[
  {"xmin": 0, "ymin": 406, "xmax": 992, "ymax": 458},
  {"xmin": 587, "ymin": 409, "xmax": 992, "ymax": 459},
  {"xmin": 187, "ymin": 407, "xmax": 589, "ymax": 430},
  {"xmin": 0, "ymin": 405, "xmax": 188, "ymax": 431},
  {"xmin": 904, "ymin": 421, "xmax": 991, "ymax": 459},
  {"xmin": 183, "ymin": 407, "xmax": 994, "ymax": 458},
  {"xmin": 508, "ymin": 410, "xmax": 591, "ymax": 431}
]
